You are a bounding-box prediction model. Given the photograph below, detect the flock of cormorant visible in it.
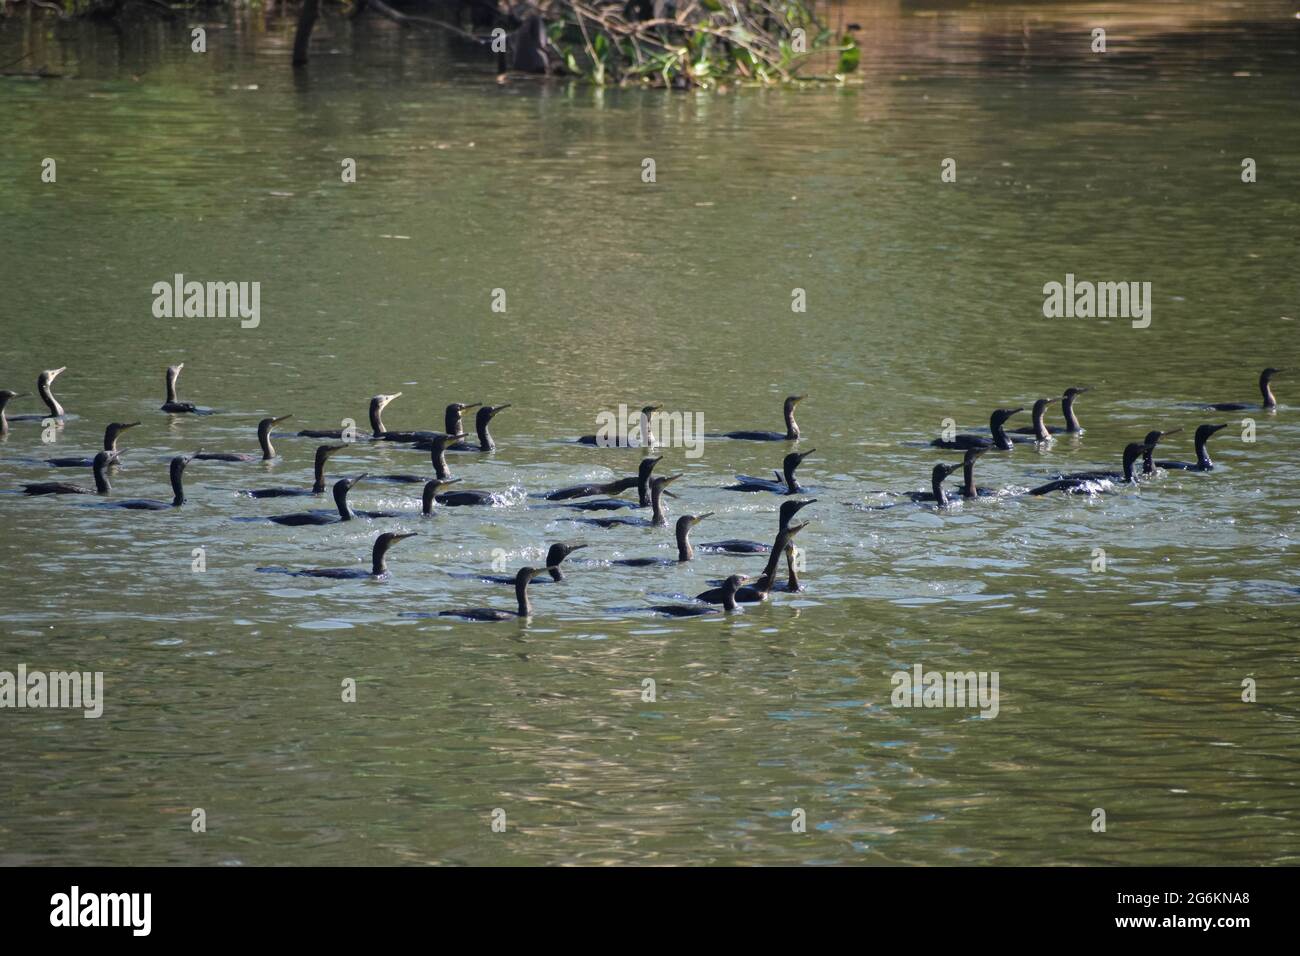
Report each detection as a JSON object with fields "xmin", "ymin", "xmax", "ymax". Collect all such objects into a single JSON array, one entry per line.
[{"xmin": 0, "ymin": 363, "xmax": 1286, "ymax": 620}]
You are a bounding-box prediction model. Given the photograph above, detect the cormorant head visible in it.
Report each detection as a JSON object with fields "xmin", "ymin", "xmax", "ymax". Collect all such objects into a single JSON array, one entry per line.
[
  {"xmin": 990, "ymin": 407, "xmax": 1024, "ymax": 428},
  {"xmin": 1063, "ymin": 386, "xmax": 1090, "ymax": 400},
  {"xmin": 1123, "ymin": 441, "xmax": 1155, "ymax": 471},
  {"xmin": 316, "ymin": 443, "xmax": 346, "ymax": 465},
  {"xmin": 932, "ymin": 462, "xmax": 960, "ymax": 484},
  {"xmin": 779, "ymin": 498, "xmax": 816, "ymax": 524},
  {"xmin": 784, "ymin": 395, "xmax": 806, "ymax": 412},
  {"xmin": 1262, "ymin": 367, "xmax": 1285, "ymax": 382},
  {"xmin": 723, "ymin": 573, "xmax": 751, "ymax": 592},
  {"xmin": 640, "ymin": 403, "xmax": 663, "ymax": 418},
  {"xmin": 545, "ymin": 542, "xmax": 587, "ymax": 566},
  {"xmin": 515, "ymin": 565, "xmax": 547, "ymax": 587},
  {"xmin": 92, "ymin": 450, "xmax": 118, "ymax": 470},
  {"xmin": 106, "ymin": 421, "xmax": 141, "ymax": 441},
  {"xmin": 1144, "ymin": 428, "xmax": 1180, "ymax": 448},
  {"xmin": 431, "ymin": 432, "xmax": 466, "ymax": 450},
  {"xmin": 479, "ymin": 404, "xmax": 511, "ymax": 424},
  {"xmin": 652, "ymin": 473, "xmax": 683, "ymax": 494},
  {"xmin": 0, "ymin": 390, "xmax": 25, "ymax": 406},
  {"xmin": 375, "ymin": 531, "xmax": 418, "ymax": 557},
  {"xmin": 1031, "ymin": 397, "xmax": 1060, "ymax": 416},
  {"xmin": 165, "ymin": 363, "xmax": 183, "ymax": 382},
  {"xmin": 786, "ymin": 449, "xmax": 815, "ymax": 471},
  {"xmin": 39, "ymin": 367, "xmax": 67, "ymax": 388},
  {"xmin": 373, "ymin": 392, "xmax": 402, "ymax": 411},
  {"xmin": 638, "ymin": 455, "xmax": 663, "ymax": 477},
  {"xmin": 257, "ymin": 414, "xmax": 292, "ymax": 437},
  {"xmin": 333, "ymin": 473, "xmax": 366, "ymax": 508},
  {"xmin": 1196, "ymin": 423, "xmax": 1229, "ymax": 443},
  {"xmin": 677, "ymin": 513, "xmax": 712, "ymax": 534}
]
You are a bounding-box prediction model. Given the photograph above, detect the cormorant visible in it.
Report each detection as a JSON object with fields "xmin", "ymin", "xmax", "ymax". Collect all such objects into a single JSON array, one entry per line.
[
  {"xmin": 420, "ymin": 477, "xmax": 462, "ymax": 514},
  {"xmin": 160, "ymin": 364, "xmax": 211, "ymax": 414},
  {"xmin": 1006, "ymin": 397, "xmax": 1059, "ymax": 443},
  {"xmin": 904, "ymin": 463, "xmax": 961, "ymax": 508},
  {"xmin": 299, "ymin": 393, "xmax": 401, "ymax": 439},
  {"xmin": 0, "ymin": 389, "xmax": 25, "ymax": 435},
  {"xmin": 1028, "ymin": 441, "xmax": 1152, "ymax": 495},
  {"xmin": 1010, "ymin": 387, "xmax": 1088, "ymax": 435},
  {"xmin": 701, "ymin": 521, "xmax": 809, "ymax": 603},
  {"xmin": 1140, "ymin": 429, "xmax": 1181, "ymax": 476},
  {"xmin": 1204, "ymin": 368, "xmax": 1285, "ymax": 411},
  {"xmin": 932, "ymin": 408, "xmax": 1023, "ymax": 451},
  {"xmin": 46, "ymin": 421, "xmax": 140, "ymax": 467},
  {"xmin": 1155, "ymin": 423, "xmax": 1229, "ymax": 471},
  {"xmin": 104, "ymin": 451, "xmax": 198, "ymax": 509},
  {"xmin": 467, "ymin": 543, "xmax": 589, "ymax": 584},
  {"xmin": 698, "ymin": 498, "xmax": 815, "ymax": 553},
  {"xmin": 724, "ymin": 450, "xmax": 815, "ymax": 494},
  {"xmin": 22, "ymin": 450, "xmax": 115, "ymax": 496},
  {"xmin": 646, "ymin": 574, "xmax": 747, "ymax": 616},
  {"xmin": 570, "ymin": 474, "xmax": 680, "ymax": 527},
  {"xmin": 196, "ymin": 415, "xmax": 293, "ymax": 462},
  {"xmin": 952, "ymin": 447, "xmax": 995, "ymax": 499},
  {"xmin": 266, "ymin": 474, "xmax": 395, "ymax": 525},
  {"xmin": 719, "ymin": 394, "xmax": 805, "ymax": 441},
  {"xmin": 245, "ymin": 444, "xmax": 346, "ymax": 498},
  {"xmin": 5, "ymin": 368, "xmax": 67, "ymax": 422},
  {"xmin": 438, "ymin": 566, "xmax": 548, "ymax": 621},
  {"xmin": 575, "ymin": 404, "xmax": 661, "ymax": 447},
  {"xmin": 259, "ymin": 531, "xmax": 417, "ymax": 579},
  {"xmin": 613, "ymin": 513, "xmax": 713, "ymax": 566},
  {"xmin": 542, "ymin": 455, "xmax": 661, "ymax": 503},
  {"xmin": 448, "ymin": 404, "xmax": 511, "ymax": 452}
]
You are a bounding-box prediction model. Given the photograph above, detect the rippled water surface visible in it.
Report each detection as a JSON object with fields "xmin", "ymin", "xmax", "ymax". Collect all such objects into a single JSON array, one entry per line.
[{"xmin": 1, "ymin": 1, "xmax": 1298, "ymax": 865}]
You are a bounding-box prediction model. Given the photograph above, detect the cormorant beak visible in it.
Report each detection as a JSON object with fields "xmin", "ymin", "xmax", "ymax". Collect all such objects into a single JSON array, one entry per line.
[
  {"xmin": 11, "ymin": 393, "xmax": 28, "ymax": 399},
  {"xmin": 462, "ymin": 403, "xmax": 482, "ymax": 412},
  {"xmin": 644, "ymin": 404, "xmax": 663, "ymax": 414},
  {"xmin": 322, "ymin": 444, "xmax": 346, "ymax": 456},
  {"xmin": 184, "ymin": 448, "xmax": 203, "ymax": 463},
  {"xmin": 787, "ymin": 521, "xmax": 810, "ymax": 536},
  {"xmin": 393, "ymin": 532, "xmax": 419, "ymax": 542},
  {"xmin": 566, "ymin": 543, "xmax": 588, "ymax": 554},
  {"xmin": 440, "ymin": 477, "xmax": 464, "ymax": 486},
  {"xmin": 492, "ymin": 404, "xmax": 512, "ymax": 413},
  {"xmin": 1008, "ymin": 407, "xmax": 1024, "ymax": 416},
  {"xmin": 350, "ymin": 473, "xmax": 369, "ymax": 487},
  {"xmin": 799, "ymin": 448, "xmax": 817, "ymax": 459},
  {"xmin": 1160, "ymin": 428, "xmax": 1183, "ymax": 439},
  {"xmin": 380, "ymin": 392, "xmax": 402, "ymax": 405},
  {"xmin": 1047, "ymin": 397, "xmax": 1061, "ymax": 405},
  {"xmin": 527, "ymin": 567, "xmax": 547, "ymax": 581},
  {"xmin": 48, "ymin": 367, "xmax": 67, "ymax": 380},
  {"xmin": 271, "ymin": 414, "xmax": 293, "ymax": 425},
  {"xmin": 1210, "ymin": 423, "xmax": 1229, "ymax": 433},
  {"xmin": 662, "ymin": 473, "xmax": 684, "ymax": 486},
  {"xmin": 121, "ymin": 422, "xmax": 141, "ymax": 431},
  {"xmin": 694, "ymin": 512, "xmax": 714, "ymax": 523}
]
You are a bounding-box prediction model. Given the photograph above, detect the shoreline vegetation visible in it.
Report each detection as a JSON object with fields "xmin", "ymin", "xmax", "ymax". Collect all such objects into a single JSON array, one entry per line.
[{"xmin": 2, "ymin": 0, "xmax": 855, "ymax": 86}]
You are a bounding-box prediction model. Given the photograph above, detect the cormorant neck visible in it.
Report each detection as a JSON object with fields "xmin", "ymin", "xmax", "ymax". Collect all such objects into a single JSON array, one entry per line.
[
  {"xmin": 170, "ymin": 466, "xmax": 186, "ymax": 507},
  {"xmin": 165, "ymin": 372, "xmax": 179, "ymax": 404},
  {"xmin": 334, "ymin": 485, "xmax": 355, "ymax": 520},
  {"xmin": 258, "ymin": 423, "xmax": 275, "ymax": 460},
  {"xmin": 639, "ymin": 412, "xmax": 656, "ymax": 448},
  {"xmin": 515, "ymin": 577, "xmax": 533, "ymax": 616},
  {"xmin": 369, "ymin": 400, "xmax": 386, "ymax": 437},
  {"xmin": 1263, "ymin": 380, "xmax": 1277, "ymax": 409},
  {"xmin": 676, "ymin": 522, "xmax": 694, "ymax": 561},
  {"xmin": 1195, "ymin": 436, "xmax": 1214, "ymax": 469},
  {"xmin": 421, "ymin": 482, "xmax": 438, "ymax": 515},
  {"xmin": 548, "ymin": 565, "xmax": 564, "ymax": 582},
  {"xmin": 723, "ymin": 585, "xmax": 738, "ymax": 612},
  {"xmin": 960, "ymin": 460, "xmax": 976, "ymax": 498},
  {"xmin": 991, "ymin": 418, "xmax": 1012, "ymax": 450},
  {"xmin": 477, "ymin": 418, "xmax": 494, "ymax": 451},
  {"xmin": 1063, "ymin": 394, "xmax": 1082, "ymax": 432},
  {"xmin": 932, "ymin": 472, "xmax": 948, "ymax": 507},
  {"xmin": 782, "ymin": 464, "xmax": 802, "ymax": 494},
  {"xmin": 1122, "ymin": 451, "xmax": 1140, "ymax": 483},
  {"xmin": 371, "ymin": 542, "xmax": 389, "ymax": 576},
  {"xmin": 1032, "ymin": 405, "xmax": 1050, "ymax": 441},
  {"xmin": 785, "ymin": 545, "xmax": 800, "ymax": 590},
  {"xmin": 93, "ymin": 462, "xmax": 112, "ymax": 494},
  {"xmin": 784, "ymin": 406, "xmax": 799, "ymax": 440},
  {"xmin": 431, "ymin": 445, "xmax": 451, "ymax": 481},
  {"xmin": 312, "ymin": 455, "xmax": 329, "ymax": 493},
  {"xmin": 651, "ymin": 488, "xmax": 668, "ymax": 526},
  {"xmin": 39, "ymin": 380, "xmax": 64, "ymax": 417}
]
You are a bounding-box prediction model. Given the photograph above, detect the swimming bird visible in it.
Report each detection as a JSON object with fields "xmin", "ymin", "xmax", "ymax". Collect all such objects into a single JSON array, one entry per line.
[
  {"xmin": 266, "ymin": 474, "xmax": 371, "ymax": 525},
  {"xmin": 724, "ymin": 450, "xmax": 815, "ymax": 494},
  {"xmin": 259, "ymin": 531, "xmax": 418, "ymax": 579},
  {"xmin": 701, "ymin": 521, "xmax": 810, "ymax": 603},
  {"xmin": 646, "ymin": 574, "xmax": 748, "ymax": 616},
  {"xmin": 557, "ymin": 457, "xmax": 666, "ymax": 511},
  {"xmin": 1005, "ymin": 397, "xmax": 1059, "ymax": 443},
  {"xmin": 1154, "ymin": 423, "xmax": 1229, "ymax": 471},
  {"xmin": 1028, "ymin": 441, "xmax": 1152, "ymax": 495},
  {"xmin": 104, "ymin": 451, "xmax": 199, "ymax": 509},
  {"xmin": 698, "ymin": 498, "xmax": 816, "ymax": 553},
  {"xmin": 902, "ymin": 463, "xmax": 961, "ymax": 508},
  {"xmin": 45, "ymin": 421, "xmax": 140, "ymax": 467},
  {"xmin": 613, "ymin": 513, "xmax": 712, "ymax": 566},
  {"xmin": 543, "ymin": 455, "xmax": 661, "ymax": 503},
  {"xmin": 932, "ymin": 408, "xmax": 1023, "ymax": 451},
  {"xmin": 1203, "ymin": 368, "xmax": 1285, "ymax": 411},
  {"xmin": 421, "ymin": 453, "xmax": 507, "ymax": 505},
  {"xmin": 0, "ymin": 389, "xmax": 25, "ymax": 435},
  {"xmin": 298, "ymin": 393, "xmax": 401, "ymax": 440},
  {"xmin": 5, "ymin": 368, "xmax": 66, "ymax": 422},
  {"xmin": 951, "ymin": 447, "xmax": 996, "ymax": 499},
  {"xmin": 448, "ymin": 404, "xmax": 511, "ymax": 452},
  {"xmin": 438, "ymin": 566, "xmax": 548, "ymax": 621},
  {"xmin": 22, "ymin": 450, "xmax": 116, "ymax": 496},
  {"xmin": 719, "ymin": 394, "xmax": 805, "ymax": 441},
  {"xmin": 1140, "ymin": 429, "xmax": 1181, "ymax": 476},
  {"xmin": 245, "ymin": 444, "xmax": 346, "ymax": 498},
  {"xmin": 1010, "ymin": 387, "xmax": 1088, "ymax": 436},
  {"xmin": 196, "ymin": 415, "xmax": 293, "ymax": 462},
  {"xmin": 575, "ymin": 404, "xmax": 661, "ymax": 447},
  {"xmin": 468, "ymin": 543, "xmax": 589, "ymax": 584},
  {"xmin": 420, "ymin": 477, "xmax": 463, "ymax": 514},
  {"xmin": 570, "ymin": 473, "xmax": 680, "ymax": 527},
  {"xmin": 160, "ymin": 364, "xmax": 211, "ymax": 414}
]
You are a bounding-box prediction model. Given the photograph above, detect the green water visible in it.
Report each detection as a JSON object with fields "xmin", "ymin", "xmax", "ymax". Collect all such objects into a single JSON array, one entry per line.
[{"xmin": 1, "ymin": 3, "xmax": 1297, "ymax": 866}]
